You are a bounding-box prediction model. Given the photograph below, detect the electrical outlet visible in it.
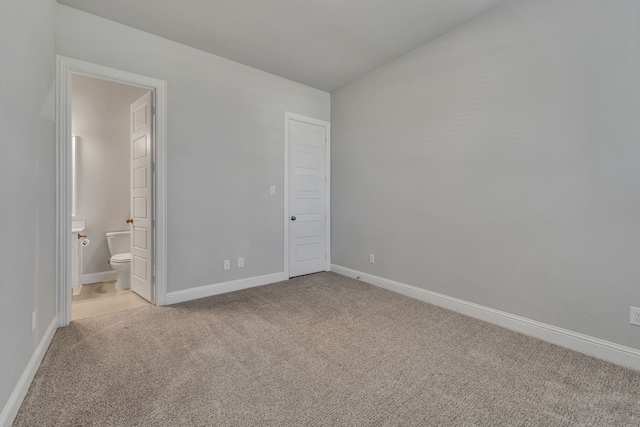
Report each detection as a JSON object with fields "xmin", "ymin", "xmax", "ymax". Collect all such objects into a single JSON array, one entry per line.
[
  {"xmin": 630, "ymin": 307, "xmax": 640, "ymax": 326},
  {"xmin": 32, "ymin": 311, "xmax": 36, "ymax": 332},
  {"xmin": 369, "ymin": 253, "xmax": 375, "ymax": 264},
  {"xmin": 238, "ymin": 257, "xmax": 244, "ymax": 268},
  {"xmin": 223, "ymin": 260, "xmax": 230, "ymax": 270},
  {"xmin": 270, "ymin": 185, "xmax": 276, "ymax": 195}
]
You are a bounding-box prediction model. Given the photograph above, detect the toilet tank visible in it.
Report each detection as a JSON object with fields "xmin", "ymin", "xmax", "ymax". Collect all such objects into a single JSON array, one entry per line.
[{"xmin": 106, "ymin": 231, "xmax": 130, "ymax": 255}]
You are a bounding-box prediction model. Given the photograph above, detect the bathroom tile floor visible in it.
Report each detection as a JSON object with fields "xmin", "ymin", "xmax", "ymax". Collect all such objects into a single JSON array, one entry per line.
[{"xmin": 71, "ymin": 280, "xmax": 151, "ymax": 321}]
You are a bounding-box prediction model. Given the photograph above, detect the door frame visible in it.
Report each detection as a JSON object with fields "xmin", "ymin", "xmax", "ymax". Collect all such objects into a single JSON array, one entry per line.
[
  {"xmin": 55, "ymin": 56, "xmax": 168, "ymax": 326},
  {"xmin": 284, "ymin": 112, "xmax": 331, "ymax": 278}
]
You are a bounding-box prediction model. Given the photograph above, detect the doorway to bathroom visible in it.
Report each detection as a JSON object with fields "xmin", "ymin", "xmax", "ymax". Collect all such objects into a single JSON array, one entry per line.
[
  {"xmin": 70, "ymin": 74, "xmax": 151, "ymax": 320},
  {"xmin": 56, "ymin": 57, "xmax": 168, "ymax": 326}
]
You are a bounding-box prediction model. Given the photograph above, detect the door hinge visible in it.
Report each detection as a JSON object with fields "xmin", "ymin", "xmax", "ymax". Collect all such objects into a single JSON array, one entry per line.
[
  {"xmin": 152, "ymin": 162, "xmax": 156, "ymax": 171},
  {"xmin": 151, "ymin": 106, "xmax": 156, "ymax": 116}
]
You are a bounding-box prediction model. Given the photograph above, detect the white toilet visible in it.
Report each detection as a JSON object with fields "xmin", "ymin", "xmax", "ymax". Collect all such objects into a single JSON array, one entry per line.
[{"xmin": 106, "ymin": 231, "xmax": 131, "ymax": 290}]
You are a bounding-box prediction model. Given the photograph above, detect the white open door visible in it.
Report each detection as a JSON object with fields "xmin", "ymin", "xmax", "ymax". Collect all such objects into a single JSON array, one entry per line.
[
  {"xmin": 130, "ymin": 92, "xmax": 154, "ymax": 302},
  {"xmin": 288, "ymin": 116, "xmax": 329, "ymax": 278}
]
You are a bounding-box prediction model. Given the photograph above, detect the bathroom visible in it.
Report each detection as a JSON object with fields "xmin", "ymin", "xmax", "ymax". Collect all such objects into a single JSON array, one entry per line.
[{"xmin": 71, "ymin": 73, "xmax": 153, "ymax": 320}]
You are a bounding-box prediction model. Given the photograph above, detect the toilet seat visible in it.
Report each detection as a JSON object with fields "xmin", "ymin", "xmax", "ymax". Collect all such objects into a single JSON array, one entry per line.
[{"xmin": 110, "ymin": 252, "xmax": 131, "ymax": 263}]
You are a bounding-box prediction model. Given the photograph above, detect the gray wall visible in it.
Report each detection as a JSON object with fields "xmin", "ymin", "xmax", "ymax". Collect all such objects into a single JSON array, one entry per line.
[
  {"xmin": 332, "ymin": 0, "xmax": 640, "ymax": 349},
  {"xmin": 57, "ymin": 5, "xmax": 330, "ymax": 292},
  {"xmin": 72, "ymin": 75, "xmax": 149, "ymax": 276},
  {"xmin": 0, "ymin": 0, "xmax": 57, "ymax": 417}
]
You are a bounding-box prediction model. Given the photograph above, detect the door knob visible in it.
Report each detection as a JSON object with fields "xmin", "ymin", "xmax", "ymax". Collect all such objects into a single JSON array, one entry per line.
[
  {"xmin": 126, "ymin": 218, "xmax": 134, "ymax": 224},
  {"xmin": 77, "ymin": 234, "xmax": 87, "ymax": 239},
  {"xmin": 291, "ymin": 216, "xmax": 296, "ymax": 221}
]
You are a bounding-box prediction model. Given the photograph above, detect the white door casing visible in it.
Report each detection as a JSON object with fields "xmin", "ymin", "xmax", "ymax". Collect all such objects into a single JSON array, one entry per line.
[
  {"xmin": 130, "ymin": 92, "xmax": 154, "ymax": 302},
  {"xmin": 56, "ymin": 56, "xmax": 167, "ymax": 327},
  {"xmin": 287, "ymin": 114, "xmax": 330, "ymax": 278}
]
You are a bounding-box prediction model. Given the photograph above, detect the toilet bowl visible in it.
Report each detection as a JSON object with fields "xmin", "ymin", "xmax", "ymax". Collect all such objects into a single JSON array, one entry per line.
[
  {"xmin": 106, "ymin": 231, "xmax": 131, "ymax": 290},
  {"xmin": 110, "ymin": 252, "xmax": 131, "ymax": 290}
]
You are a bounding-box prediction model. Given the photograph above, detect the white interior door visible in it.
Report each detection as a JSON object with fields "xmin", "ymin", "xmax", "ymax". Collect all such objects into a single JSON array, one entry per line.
[
  {"xmin": 288, "ymin": 117, "xmax": 328, "ymax": 278},
  {"xmin": 130, "ymin": 92, "xmax": 154, "ymax": 302}
]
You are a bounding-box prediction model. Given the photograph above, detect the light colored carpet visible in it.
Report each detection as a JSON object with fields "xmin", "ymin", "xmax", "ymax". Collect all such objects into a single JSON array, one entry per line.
[{"xmin": 14, "ymin": 272, "xmax": 640, "ymax": 426}]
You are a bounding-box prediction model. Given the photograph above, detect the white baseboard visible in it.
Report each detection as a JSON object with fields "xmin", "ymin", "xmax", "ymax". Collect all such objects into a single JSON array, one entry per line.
[
  {"xmin": 0, "ymin": 316, "xmax": 58, "ymax": 427},
  {"xmin": 165, "ymin": 272, "xmax": 288, "ymax": 305},
  {"xmin": 82, "ymin": 270, "xmax": 118, "ymax": 285},
  {"xmin": 330, "ymin": 264, "xmax": 640, "ymax": 371}
]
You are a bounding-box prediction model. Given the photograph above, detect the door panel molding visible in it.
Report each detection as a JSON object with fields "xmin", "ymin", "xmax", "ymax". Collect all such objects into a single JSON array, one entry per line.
[
  {"xmin": 130, "ymin": 92, "xmax": 154, "ymax": 302},
  {"xmin": 284, "ymin": 112, "xmax": 331, "ymax": 278},
  {"xmin": 55, "ymin": 56, "xmax": 168, "ymax": 326}
]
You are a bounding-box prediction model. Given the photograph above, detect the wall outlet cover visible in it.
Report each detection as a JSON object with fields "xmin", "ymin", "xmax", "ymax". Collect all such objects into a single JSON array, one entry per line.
[
  {"xmin": 631, "ymin": 307, "xmax": 640, "ymax": 326},
  {"xmin": 223, "ymin": 260, "xmax": 230, "ymax": 270},
  {"xmin": 238, "ymin": 257, "xmax": 244, "ymax": 268}
]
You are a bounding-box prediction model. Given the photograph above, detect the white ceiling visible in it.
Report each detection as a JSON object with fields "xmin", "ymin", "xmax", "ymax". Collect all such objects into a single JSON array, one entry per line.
[{"xmin": 57, "ymin": 0, "xmax": 509, "ymax": 92}]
